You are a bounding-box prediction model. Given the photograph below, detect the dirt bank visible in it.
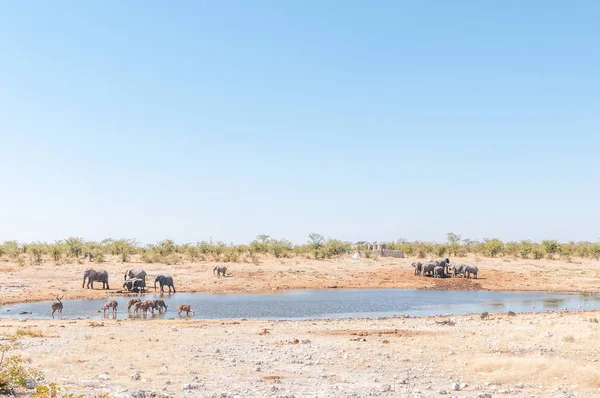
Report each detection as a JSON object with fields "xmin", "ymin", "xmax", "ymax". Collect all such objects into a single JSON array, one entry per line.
[{"xmin": 1, "ymin": 255, "xmax": 598, "ymax": 306}]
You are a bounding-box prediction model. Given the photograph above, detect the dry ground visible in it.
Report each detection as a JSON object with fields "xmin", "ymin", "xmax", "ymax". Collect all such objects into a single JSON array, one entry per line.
[
  {"xmin": 2, "ymin": 311, "xmax": 600, "ymax": 397},
  {"xmin": 1, "ymin": 255, "xmax": 600, "ymax": 397},
  {"xmin": 1, "ymin": 254, "xmax": 599, "ymax": 306}
]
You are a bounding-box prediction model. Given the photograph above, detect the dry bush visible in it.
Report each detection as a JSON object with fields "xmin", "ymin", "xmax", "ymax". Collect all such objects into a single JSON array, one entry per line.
[
  {"xmin": 14, "ymin": 329, "xmax": 44, "ymax": 338},
  {"xmin": 468, "ymin": 356, "xmax": 600, "ymax": 387}
]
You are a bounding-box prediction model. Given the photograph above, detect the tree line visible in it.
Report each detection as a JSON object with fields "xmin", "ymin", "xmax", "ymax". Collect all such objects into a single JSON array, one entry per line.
[{"xmin": 1, "ymin": 233, "xmax": 599, "ymax": 266}]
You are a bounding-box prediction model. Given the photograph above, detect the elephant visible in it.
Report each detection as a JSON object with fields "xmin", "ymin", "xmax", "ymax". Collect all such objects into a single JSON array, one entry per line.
[
  {"xmin": 451, "ymin": 264, "xmax": 465, "ymax": 278},
  {"xmin": 464, "ymin": 265, "xmax": 478, "ymax": 279},
  {"xmin": 438, "ymin": 258, "xmax": 450, "ymax": 275},
  {"xmin": 433, "ymin": 266, "xmax": 444, "ymax": 278},
  {"xmin": 83, "ymin": 269, "xmax": 110, "ymax": 289},
  {"xmin": 154, "ymin": 274, "xmax": 176, "ymax": 293},
  {"xmin": 103, "ymin": 300, "xmax": 118, "ymax": 316},
  {"xmin": 411, "ymin": 262, "xmax": 423, "ymax": 276},
  {"xmin": 124, "ymin": 269, "xmax": 147, "ymax": 287},
  {"xmin": 177, "ymin": 304, "xmax": 194, "ymax": 316},
  {"xmin": 123, "ymin": 278, "xmax": 145, "ymax": 292},
  {"xmin": 213, "ymin": 266, "xmax": 227, "ymax": 277},
  {"xmin": 421, "ymin": 261, "xmax": 437, "ymax": 277}
]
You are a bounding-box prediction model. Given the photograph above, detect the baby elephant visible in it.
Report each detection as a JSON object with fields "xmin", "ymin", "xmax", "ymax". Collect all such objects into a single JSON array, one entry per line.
[
  {"xmin": 433, "ymin": 266, "xmax": 444, "ymax": 278},
  {"xmin": 103, "ymin": 300, "xmax": 118, "ymax": 316},
  {"xmin": 213, "ymin": 266, "xmax": 227, "ymax": 277},
  {"xmin": 177, "ymin": 304, "xmax": 194, "ymax": 316},
  {"xmin": 464, "ymin": 265, "xmax": 479, "ymax": 279}
]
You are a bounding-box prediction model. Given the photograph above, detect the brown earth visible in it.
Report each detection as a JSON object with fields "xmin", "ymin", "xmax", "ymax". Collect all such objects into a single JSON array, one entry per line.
[{"xmin": 0, "ymin": 254, "xmax": 598, "ymax": 306}]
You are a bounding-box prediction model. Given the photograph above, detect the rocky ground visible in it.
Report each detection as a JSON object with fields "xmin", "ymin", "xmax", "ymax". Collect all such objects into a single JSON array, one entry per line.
[
  {"xmin": 2, "ymin": 310, "xmax": 600, "ymax": 397},
  {"xmin": 1, "ymin": 255, "xmax": 600, "ymax": 397}
]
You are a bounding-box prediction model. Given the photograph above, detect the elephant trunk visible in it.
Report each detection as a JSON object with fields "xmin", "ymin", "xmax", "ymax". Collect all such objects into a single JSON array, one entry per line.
[
  {"xmin": 82, "ymin": 275, "xmax": 87, "ymax": 288},
  {"xmin": 154, "ymin": 279, "xmax": 157, "ymax": 292}
]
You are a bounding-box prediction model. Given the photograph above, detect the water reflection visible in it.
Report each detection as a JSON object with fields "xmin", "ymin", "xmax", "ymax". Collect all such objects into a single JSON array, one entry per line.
[{"xmin": 1, "ymin": 289, "xmax": 599, "ymax": 321}]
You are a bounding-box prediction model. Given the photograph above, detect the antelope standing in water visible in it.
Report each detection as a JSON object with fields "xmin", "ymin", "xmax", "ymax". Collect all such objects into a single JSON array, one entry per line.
[{"xmin": 51, "ymin": 295, "xmax": 64, "ymax": 319}]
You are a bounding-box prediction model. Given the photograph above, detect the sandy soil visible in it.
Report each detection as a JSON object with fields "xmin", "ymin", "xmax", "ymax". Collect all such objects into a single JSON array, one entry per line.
[
  {"xmin": 2, "ymin": 255, "xmax": 600, "ymax": 397},
  {"xmin": 1, "ymin": 255, "xmax": 599, "ymax": 306},
  {"xmin": 2, "ymin": 311, "xmax": 600, "ymax": 397}
]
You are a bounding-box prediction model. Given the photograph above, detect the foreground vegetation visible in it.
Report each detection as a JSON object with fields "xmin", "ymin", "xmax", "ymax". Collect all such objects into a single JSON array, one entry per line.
[{"xmin": 1, "ymin": 233, "xmax": 599, "ymax": 266}]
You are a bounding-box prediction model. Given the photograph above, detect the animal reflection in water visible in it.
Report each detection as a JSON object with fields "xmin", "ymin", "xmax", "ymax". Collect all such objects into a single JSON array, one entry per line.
[{"xmin": 126, "ymin": 299, "xmax": 168, "ymax": 317}]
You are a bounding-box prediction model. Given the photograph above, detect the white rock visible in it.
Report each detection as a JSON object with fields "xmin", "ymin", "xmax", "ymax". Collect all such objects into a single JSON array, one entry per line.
[
  {"xmin": 451, "ymin": 382, "xmax": 460, "ymax": 391},
  {"xmin": 98, "ymin": 374, "xmax": 110, "ymax": 381},
  {"xmin": 24, "ymin": 378, "xmax": 37, "ymax": 389}
]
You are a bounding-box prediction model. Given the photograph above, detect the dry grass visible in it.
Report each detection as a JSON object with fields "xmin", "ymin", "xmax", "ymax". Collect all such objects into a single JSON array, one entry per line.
[
  {"xmin": 468, "ymin": 356, "xmax": 600, "ymax": 387},
  {"xmin": 14, "ymin": 328, "xmax": 45, "ymax": 338}
]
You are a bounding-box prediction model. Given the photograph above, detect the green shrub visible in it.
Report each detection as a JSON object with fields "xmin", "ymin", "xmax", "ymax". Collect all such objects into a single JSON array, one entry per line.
[
  {"xmin": 269, "ymin": 239, "xmax": 292, "ymax": 258},
  {"xmin": 64, "ymin": 237, "xmax": 86, "ymax": 259},
  {"xmin": 519, "ymin": 240, "xmax": 533, "ymax": 259},
  {"xmin": 26, "ymin": 243, "xmax": 47, "ymax": 265},
  {"xmin": 504, "ymin": 241, "xmax": 520, "ymax": 257},
  {"xmin": 111, "ymin": 239, "xmax": 137, "ymax": 262},
  {"xmin": 0, "ymin": 343, "xmax": 43, "ymax": 390},
  {"xmin": 532, "ymin": 245, "xmax": 545, "ymax": 260},
  {"xmin": 542, "ymin": 240, "xmax": 559, "ymax": 257},
  {"xmin": 434, "ymin": 244, "xmax": 447, "ymax": 257},
  {"xmin": 0, "ymin": 241, "xmax": 22, "ymax": 260},
  {"xmin": 33, "ymin": 383, "xmax": 85, "ymax": 398},
  {"xmin": 482, "ymin": 238, "xmax": 504, "ymax": 257}
]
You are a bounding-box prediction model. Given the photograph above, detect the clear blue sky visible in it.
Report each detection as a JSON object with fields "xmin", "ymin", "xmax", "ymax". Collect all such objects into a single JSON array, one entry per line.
[{"xmin": 1, "ymin": 1, "xmax": 598, "ymax": 245}]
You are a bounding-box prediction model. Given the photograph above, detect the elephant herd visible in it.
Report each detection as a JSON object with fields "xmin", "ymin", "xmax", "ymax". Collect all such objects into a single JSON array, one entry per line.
[
  {"xmin": 82, "ymin": 268, "xmax": 176, "ymax": 293},
  {"xmin": 412, "ymin": 258, "xmax": 479, "ymax": 279}
]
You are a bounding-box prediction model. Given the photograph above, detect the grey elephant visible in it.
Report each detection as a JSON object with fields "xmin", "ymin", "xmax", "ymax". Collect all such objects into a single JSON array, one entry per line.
[
  {"xmin": 154, "ymin": 274, "xmax": 176, "ymax": 293},
  {"xmin": 83, "ymin": 269, "xmax": 110, "ymax": 289},
  {"xmin": 421, "ymin": 261, "xmax": 437, "ymax": 277},
  {"xmin": 433, "ymin": 266, "xmax": 444, "ymax": 278},
  {"xmin": 438, "ymin": 258, "xmax": 450, "ymax": 275},
  {"xmin": 411, "ymin": 262, "xmax": 423, "ymax": 276},
  {"xmin": 123, "ymin": 278, "xmax": 145, "ymax": 292},
  {"xmin": 124, "ymin": 269, "xmax": 147, "ymax": 287},
  {"xmin": 451, "ymin": 264, "xmax": 465, "ymax": 278},
  {"xmin": 464, "ymin": 265, "xmax": 478, "ymax": 279},
  {"xmin": 213, "ymin": 266, "xmax": 227, "ymax": 277}
]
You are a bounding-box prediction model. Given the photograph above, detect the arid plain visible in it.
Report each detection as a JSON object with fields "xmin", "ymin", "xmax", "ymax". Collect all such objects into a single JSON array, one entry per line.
[{"xmin": 1, "ymin": 255, "xmax": 600, "ymax": 397}]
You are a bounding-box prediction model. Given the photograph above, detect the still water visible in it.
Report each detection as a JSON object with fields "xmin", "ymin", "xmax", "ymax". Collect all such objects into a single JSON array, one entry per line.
[{"xmin": 1, "ymin": 289, "xmax": 599, "ymax": 320}]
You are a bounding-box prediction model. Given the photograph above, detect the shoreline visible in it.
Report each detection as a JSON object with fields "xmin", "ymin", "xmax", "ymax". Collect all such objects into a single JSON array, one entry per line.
[
  {"xmin": 3, "ymin": 309, "xmax": 600, "ymax": 397},
  {"xmin": 2, "ymin": 285, "xmax": 599, "ymax": 307}
]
